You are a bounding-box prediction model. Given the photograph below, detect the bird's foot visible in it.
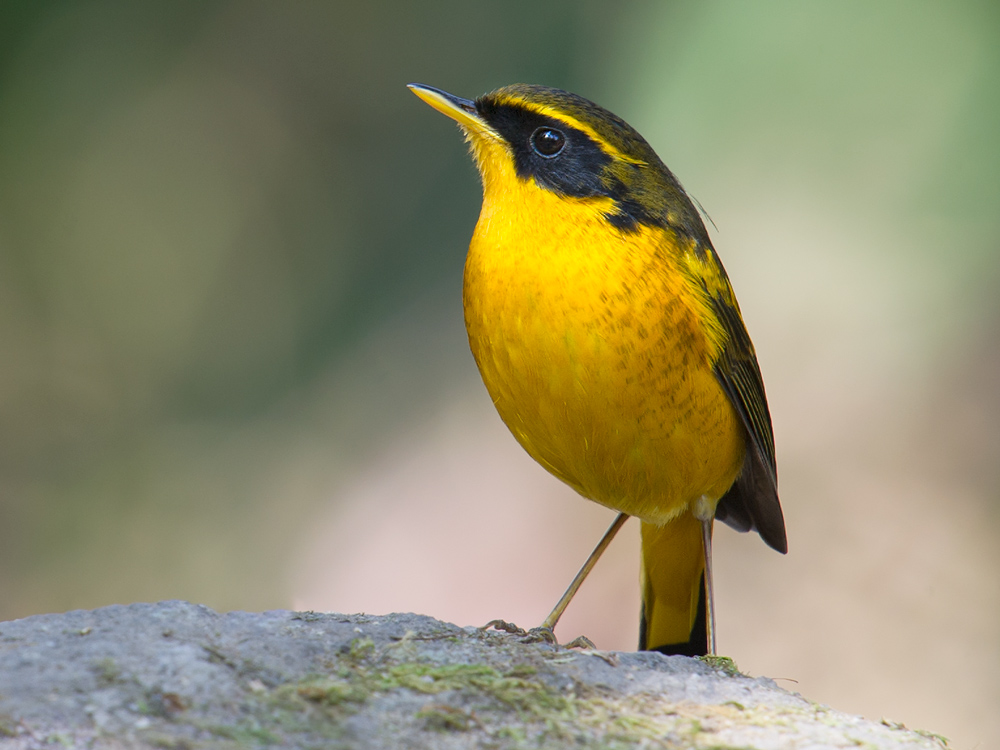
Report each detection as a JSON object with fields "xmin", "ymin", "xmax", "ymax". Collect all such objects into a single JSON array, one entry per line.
[
  {"xmin": 479, "ymin": 620, "xmax": 595, "ymax": 650},
  {"xmin": 479, "ymin": 619, "xmax": 528, "ymax": 636},
  {"xmin": 523, "ymin": 626, "xmax": 557, "ymax": 644},
  {"xmin": 479, "ymin": 620, "xmax": 556, "ymax": 644}
]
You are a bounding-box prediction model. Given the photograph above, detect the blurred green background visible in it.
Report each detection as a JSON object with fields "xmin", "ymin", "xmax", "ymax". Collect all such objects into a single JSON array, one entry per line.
[{"xmin": 1, "ymin": 1, "xmax": 998, "ymax": 747}]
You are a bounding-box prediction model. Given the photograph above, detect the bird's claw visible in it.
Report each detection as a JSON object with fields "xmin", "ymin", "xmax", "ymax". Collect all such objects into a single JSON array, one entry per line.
[
  {"xmin": 523, "ymin": 626, "xmax": 558, "ymax": 644},
  {"xmin": 480, "ymin": 620, "xmax": 556, "ymax": 644},
  {"xmin": 480, "ymin": 620, "xmax": 596, "ymax": 650},
  {"xmin": 563, "ymin": 635, "xmax": 596, "ymax": 650},
  {"xmin": 479, "ymin": 619, "xmax": 528, "ymax": 637}
]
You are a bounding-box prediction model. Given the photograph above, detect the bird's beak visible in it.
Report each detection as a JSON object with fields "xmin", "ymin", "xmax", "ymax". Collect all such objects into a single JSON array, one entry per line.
[{"xmin": 407, "ymin": 83, "xmax": 493, "ymax": 136}]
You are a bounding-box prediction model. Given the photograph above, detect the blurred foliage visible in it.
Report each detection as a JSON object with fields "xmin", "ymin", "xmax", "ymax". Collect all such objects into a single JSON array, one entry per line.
[{"xmin": 0, "ymin": 0, "xmax": 591, "ymax": 448}]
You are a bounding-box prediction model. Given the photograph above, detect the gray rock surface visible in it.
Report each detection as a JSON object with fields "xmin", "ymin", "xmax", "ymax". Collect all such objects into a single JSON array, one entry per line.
[{"xmin": 0, "ymin": 601, "xmax": 946, "ymax": 749}]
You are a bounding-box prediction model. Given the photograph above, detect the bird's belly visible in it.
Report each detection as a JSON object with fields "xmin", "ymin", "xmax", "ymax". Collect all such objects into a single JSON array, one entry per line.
[{"xmin": 464, "ymin": 228, "xmax": 745, "ymax": 525}]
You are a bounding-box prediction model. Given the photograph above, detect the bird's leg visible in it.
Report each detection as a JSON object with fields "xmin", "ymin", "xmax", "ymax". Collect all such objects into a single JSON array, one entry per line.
[
  {"xmin": 700, "ymin": 517, "xmax": 717, "ymax": 656},
  {"xmin": 538, "ymin": 512, "xmax": 630, "ymax": 634}
]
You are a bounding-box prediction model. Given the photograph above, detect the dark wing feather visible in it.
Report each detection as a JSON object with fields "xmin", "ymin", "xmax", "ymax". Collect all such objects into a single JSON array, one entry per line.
[{"xmin": 700, "ymin": 249, "xmax": 787, "ymax": 554}]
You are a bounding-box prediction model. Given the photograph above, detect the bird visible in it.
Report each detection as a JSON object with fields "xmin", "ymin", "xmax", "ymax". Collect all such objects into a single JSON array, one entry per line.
[{"xmin": 408, "ymin": 82, "xmax": 786, "ymax": 656}]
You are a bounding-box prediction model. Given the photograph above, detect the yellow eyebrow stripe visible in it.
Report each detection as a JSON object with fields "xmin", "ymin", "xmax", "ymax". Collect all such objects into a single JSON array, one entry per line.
[{"xmin": 497, "ymin": 95, "xmax": 648, "ymax": 167}]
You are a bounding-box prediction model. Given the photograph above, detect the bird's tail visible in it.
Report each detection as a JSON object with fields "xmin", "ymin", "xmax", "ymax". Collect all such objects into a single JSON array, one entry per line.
[{"xmin": 638, "ymin": 514, "xmax": 708, "ymax": 656}]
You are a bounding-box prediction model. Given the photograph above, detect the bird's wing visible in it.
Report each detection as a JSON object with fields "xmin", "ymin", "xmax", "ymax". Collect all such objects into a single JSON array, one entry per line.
[{"xmin": 683, "ymin": 241, "xmax": 787, "ymax": 554}]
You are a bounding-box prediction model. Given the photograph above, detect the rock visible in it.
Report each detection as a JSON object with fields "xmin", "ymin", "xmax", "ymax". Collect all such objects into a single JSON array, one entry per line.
[{"xmin": 0, "ymin": 601, "xmax": 946, "ymax": 749}]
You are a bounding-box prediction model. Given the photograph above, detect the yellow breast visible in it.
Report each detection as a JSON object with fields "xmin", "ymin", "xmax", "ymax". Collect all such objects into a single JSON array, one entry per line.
[{"xmin": 463, "ymin": 170, "xmax": 745, "ymax": 525}]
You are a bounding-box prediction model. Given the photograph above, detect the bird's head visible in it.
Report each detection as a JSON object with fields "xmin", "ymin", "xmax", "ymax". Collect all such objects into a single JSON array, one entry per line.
[{"xmin": 409, "ymin": 82, "xmax": 709, "ymax": 243}]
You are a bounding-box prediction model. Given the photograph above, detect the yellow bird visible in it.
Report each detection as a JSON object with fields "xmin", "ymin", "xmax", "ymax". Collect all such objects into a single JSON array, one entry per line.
[{"xmin": 409, "ymin": 82, "xmax": 786, "ymax": 656}]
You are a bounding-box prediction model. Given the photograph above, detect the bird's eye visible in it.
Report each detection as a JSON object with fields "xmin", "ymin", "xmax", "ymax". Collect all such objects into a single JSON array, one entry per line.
[{"xmin": 531, "ymin": 127, "xmax": 566, "ymax": 158}]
